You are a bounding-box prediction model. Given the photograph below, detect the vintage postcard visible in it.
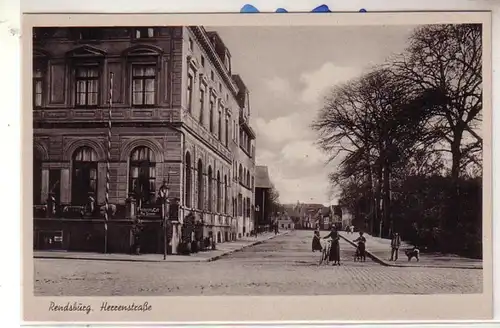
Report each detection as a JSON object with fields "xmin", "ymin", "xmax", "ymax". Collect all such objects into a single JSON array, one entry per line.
[{"xmin": 22, "ymin": 11, "xmax": 493, "ymax": 323}]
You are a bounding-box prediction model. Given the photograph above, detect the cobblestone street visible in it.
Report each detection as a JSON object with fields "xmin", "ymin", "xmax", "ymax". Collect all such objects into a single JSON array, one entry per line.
[{"xmin": 34, "ymin": 230, "xmax": 482, "ymax": 296}]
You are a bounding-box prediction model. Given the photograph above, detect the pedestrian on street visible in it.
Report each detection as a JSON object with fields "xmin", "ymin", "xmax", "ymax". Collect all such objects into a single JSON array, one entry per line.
[
  {"xmin": 323, "ymin": 226, "xmax": 341, "ymax": 265},
  {"xmin": 353, "ymin": 231, "xmax": 367, "ymax": 261},
  {"xmin": 312, "ymin": 229, "xmax": 322, "ymax": 252},
  {"xmin": 390, "ymin": 232, "xmax": 401, "ymax": 261}
]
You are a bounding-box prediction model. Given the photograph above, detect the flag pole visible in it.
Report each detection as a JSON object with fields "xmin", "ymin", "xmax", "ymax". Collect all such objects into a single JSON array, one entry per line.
[{"xmin": 104, "ymin": 72, "xmax": 114, "ymax": 254}]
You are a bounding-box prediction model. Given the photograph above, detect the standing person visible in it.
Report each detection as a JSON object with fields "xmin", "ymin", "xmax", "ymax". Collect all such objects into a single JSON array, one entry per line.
[
  {"xmin": 350, "ymin": 225, "xmax": 355, "ymax": 234},
  {"xmin": 353, "ymin": 231, "xmax": 367, "ymax": 261},
  {"xmin": 323, "ymin": 226, "xmax": 341, "ymax": 265},
  {"xmin": 390, "ymin": 232, "xmax": 401, "ymax": 261},
  {"xmin": 312, "ymin": 229, "xmax": 322, "ymax": 252}
]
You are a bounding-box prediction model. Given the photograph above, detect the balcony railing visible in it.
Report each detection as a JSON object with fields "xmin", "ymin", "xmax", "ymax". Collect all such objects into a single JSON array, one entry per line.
[{"xmin": 33, "ymin": 107, "xmax": 181, "ymax": 124}]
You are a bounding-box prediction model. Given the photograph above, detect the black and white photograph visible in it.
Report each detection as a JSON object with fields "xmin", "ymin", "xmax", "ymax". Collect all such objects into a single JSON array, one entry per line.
[{"xmin": 23, "ymin": 12, "xmax": 493, "ymax": 322}]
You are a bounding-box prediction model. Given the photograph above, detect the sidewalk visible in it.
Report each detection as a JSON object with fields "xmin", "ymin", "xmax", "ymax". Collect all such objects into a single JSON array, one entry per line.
[
  {"xmin": 339, "ymin": 231, "xmax": 482, "ymax": 269},
  {"xmin": 34, "ymin": 231, "xmax": 289, "ymax": 263}
]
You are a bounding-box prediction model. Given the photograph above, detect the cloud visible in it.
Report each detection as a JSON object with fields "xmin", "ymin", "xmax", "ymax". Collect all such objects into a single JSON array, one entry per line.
[
  {"xmin": 253, "ymin": 113, "xmax": 313, "ymax": 145},
  {"xmin": 264, "ymin": 76, "xmax": 293, "ymax": 95},
  {"xmin": 280, "ymin": 140, "xmax": 326, "ymax": 167},
  {"xmin": 299, "ymin": 62, "xmax": 363, "ymax": 104}
]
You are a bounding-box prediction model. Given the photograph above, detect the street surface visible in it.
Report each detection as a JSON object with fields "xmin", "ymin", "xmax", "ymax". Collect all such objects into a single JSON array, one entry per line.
[{"xmin": 34, "ymin": 230, "xmax": 482, "ymax": 296}]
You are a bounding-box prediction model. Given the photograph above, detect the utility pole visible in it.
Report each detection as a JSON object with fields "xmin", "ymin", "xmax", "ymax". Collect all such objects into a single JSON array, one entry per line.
[{"xmin": 104, "ymin": 72, "xmax": 114, "ymax": 254}]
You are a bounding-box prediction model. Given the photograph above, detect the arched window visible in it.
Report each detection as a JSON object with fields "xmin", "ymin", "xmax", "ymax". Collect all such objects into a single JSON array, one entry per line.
[
  {"xmin": 197, "ymin": 160, "xmax": 203, "ymax": 209},
  {"xmin": 224, "ymin": 175, "xmax": 228, "ymax": 214},
  {"xmin": 129, "ymin": 146, "xmax": 156, "ymax": 206},
  {"xmin": 184, "ymin": 152, "xmax": 192, "ymax": 208},
  {"xmin": 238, "ymin": 164, "xmax": 242, "ymax": 184},
  {"xmin": 208, "ymin": 166, "xmax": 213, "ymax": 211},
  {"xmin": 33, "ymin": 147, "xmax": 43, "ymax": 204},
  {"xmin": 216, "ymin": 171, "xmax": 221, "ymax": 212},
  {"xmin": 72, "ymin": 146, "xmax": 98, "ymax": 205}
]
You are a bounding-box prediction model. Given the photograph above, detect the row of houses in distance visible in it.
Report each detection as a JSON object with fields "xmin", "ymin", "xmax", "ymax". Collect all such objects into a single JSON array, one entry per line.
[{"xmin": 282, "ymin": 202, "xmax": 353, "ymax": 231}]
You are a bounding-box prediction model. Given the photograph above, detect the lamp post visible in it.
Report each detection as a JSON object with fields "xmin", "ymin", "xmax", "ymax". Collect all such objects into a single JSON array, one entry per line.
[{"xmin": 159, "ymin": 172, "xmax": 170, "ymax": 260}]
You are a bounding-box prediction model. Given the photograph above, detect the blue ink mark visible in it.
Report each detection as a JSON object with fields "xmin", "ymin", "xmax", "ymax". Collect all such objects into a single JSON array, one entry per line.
[
  {"xmin": 240, "ymin": 4, "xmax": 365, "ymax": 13},
  {"xmin": 311, "ymin": 4, "xmax": 331, "ymax": 12},
  {"xmin": 240, "ymin": 4, "xmax": 260, "ymax": 13}
]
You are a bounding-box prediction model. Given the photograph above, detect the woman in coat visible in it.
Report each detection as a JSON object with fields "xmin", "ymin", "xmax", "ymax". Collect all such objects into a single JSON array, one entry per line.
[{"xmin": 323, "ymin": 226, "xmax": 341, "ymax": 265}]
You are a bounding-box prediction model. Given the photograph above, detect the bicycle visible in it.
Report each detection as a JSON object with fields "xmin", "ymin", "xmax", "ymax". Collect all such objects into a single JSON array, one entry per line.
[{"xmin": 318, "ymin": 239, "xmax": 332, "ymax": 265}]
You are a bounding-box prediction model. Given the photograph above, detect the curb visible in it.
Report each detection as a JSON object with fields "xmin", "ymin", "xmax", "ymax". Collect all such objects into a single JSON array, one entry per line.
[
  {"xmin": 339, "ymin": 234, "xmax": 391, "ymax": 267},
  {"xmin": 34, "ymin": 232, "xmax": 290, "ymax": 264},
  {"xmin": 208, "ymin": 231, "xmax": 291, "ymax": 262},
  {"xmin": 338, "ymin": 234, "xmax": 482, "ymax": 270}
]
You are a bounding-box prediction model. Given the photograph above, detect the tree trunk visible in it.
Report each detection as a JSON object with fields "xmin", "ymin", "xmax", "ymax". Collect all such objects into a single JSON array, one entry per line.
[
  {"xmin": 446, "ymin": 129, "xmax": 463, "ymax": 250},
  {"xmin": 374, "ymin": 163, "xmax": 383, "ymax": 237},
  {"xmin": 382, "ymin": 163, "xmax": 391, "ymax": 239}
]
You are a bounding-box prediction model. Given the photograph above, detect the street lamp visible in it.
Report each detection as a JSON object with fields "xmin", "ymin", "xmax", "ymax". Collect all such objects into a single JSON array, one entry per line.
[{"xmin": 159, "ymin": 173, "xmax": 170, "ymax": 260}]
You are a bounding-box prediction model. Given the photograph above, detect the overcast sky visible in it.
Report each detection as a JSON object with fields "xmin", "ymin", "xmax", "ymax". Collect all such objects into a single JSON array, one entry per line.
[{"xmin": 211, "ymin": 25, "xmax": 417, "ymax": 205}]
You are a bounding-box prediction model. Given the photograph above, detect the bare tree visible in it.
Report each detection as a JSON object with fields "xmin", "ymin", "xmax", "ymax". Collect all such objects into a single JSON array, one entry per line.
[
  {"xmin": 392, "ymin": 24, "xmax": 483, "ymax": 179},
  {"xmin": 313, "ymin": 67, "xmax": 436, "ymax": 236}
]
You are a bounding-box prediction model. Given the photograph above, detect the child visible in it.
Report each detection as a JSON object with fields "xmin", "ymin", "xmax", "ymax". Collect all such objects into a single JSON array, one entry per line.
[
  {"xmin": 312, "ymin": 230, "xmax": 322, "ymax": 252},
  {"xmin": 353, "ymin": 231, "xmax": 367, "ymax": 261}
]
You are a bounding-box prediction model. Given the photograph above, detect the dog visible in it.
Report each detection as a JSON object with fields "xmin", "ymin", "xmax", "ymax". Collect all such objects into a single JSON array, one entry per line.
[
  {"xmin": 319, "ymin": 239, "xmax": 331, "ymax": 265},
  {"xmin": 405, "ymin": 247, "xmax": 420, "ymax": 262}
]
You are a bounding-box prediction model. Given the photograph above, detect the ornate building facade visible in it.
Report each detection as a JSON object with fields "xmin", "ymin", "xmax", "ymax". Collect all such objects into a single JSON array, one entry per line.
[{"xmin": 32, "ymin": 26, "xmax": 256, "ymax": 253}]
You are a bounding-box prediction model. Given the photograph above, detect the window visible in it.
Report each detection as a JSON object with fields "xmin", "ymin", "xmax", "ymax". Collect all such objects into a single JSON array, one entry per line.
[
  {"xmin": 77, "ymin": 28, "xmax": 102, "ymax": 40},
  {"xmin": 219, "ymin": 83, "xmax": 222, "ymax": 93},
  {"xmin": 210, "ymin": 70, "xmax": 214, "ymax": 81},
  {"xmin": 246, "ymin": 171, "xmax": 250, "ymax": 187},
  {"xmin": 238, "ymin": 164, "xmax": 242, "ymax": 184},
  {"xmin": 188, "ymin": 38, "xmax": 193, "ymax": 51},
  {"xmin": 209, "ymin": 96, "xmax": 214, "ymax": 133},
  {"xmin": 71, "ymin": 147, "xmax": 98, "ymax": 205},
  {"xmin": 246, "ymin": 198, "xmax": 251, "ymax": 217},
  {"xmin": 33, "ymin": 148, "xmax": 43, "ymax": 204},
  {"xmin": 33, "ymin": 67, "xmax": 43, "ymax": 108},
  {"xmin": 187, "ymin": 74, "xmax": 194, "ymax": 112},
  {"xmin": 184, "ymin": 152, "xmax": 192, "ymax": 208},
  {"xmin": 75, "ymin": 66, "xmax": 99, "ymax": 107},
  {"xmin": 251, "ymin": 176, "xmax": 254, "ymax": 189},
  {"xmin": 135, "ymin": 28, "xmax": 155, "ymax": 39},
  {"xmin": 198, "ymin": 85, "xmax": 205, "ymax": 124},
  {"xmin": 216, "ymin": 171, "xmax": 221, "ymax": 213},
  {"xmin": 224, "ymin": 175, "xmax": 228, "ymax": 214},
  {"xmin": 218, "ymin": 108, "xmax": 222, "ymax": 141},
  {"xmin": 132, "ymin": 65, "xmax": 156, "ymax": 106},
  {"xmin": 201, "ymin": 56, "xmax": 205, "ymax": 67},
  {"xmin": 238, "ymin": 193, "xmax": 242, "ymax": 216},
  {"xmin": 129, "ymin": 146, "xmax": 156, "ymax": 206},
  {"xmin": 197, "ymin": 160, "xmax": 204, "ymax": 210},
  {"xmin": 224, "ymin": 117, "xmax": 229, "ymax": 147},
  {"xmin": 208, "ymin": 166, "xmax": 213, "ymax": 211}
]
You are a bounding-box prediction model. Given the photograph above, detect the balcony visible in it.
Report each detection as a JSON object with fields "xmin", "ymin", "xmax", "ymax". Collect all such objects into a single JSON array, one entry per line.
[{"xmin": 33, "ymin": 107, "xmax": 181, "ymax": 124}]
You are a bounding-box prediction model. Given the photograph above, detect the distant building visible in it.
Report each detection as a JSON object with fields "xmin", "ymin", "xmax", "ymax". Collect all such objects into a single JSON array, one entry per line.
[
  {"xmin": 254, "ymin": 165, "xmax": 273, "ymax": 232},
  {"xmin": 278, "ymin": 215, "xmax": 295, "ymax": 230}
]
